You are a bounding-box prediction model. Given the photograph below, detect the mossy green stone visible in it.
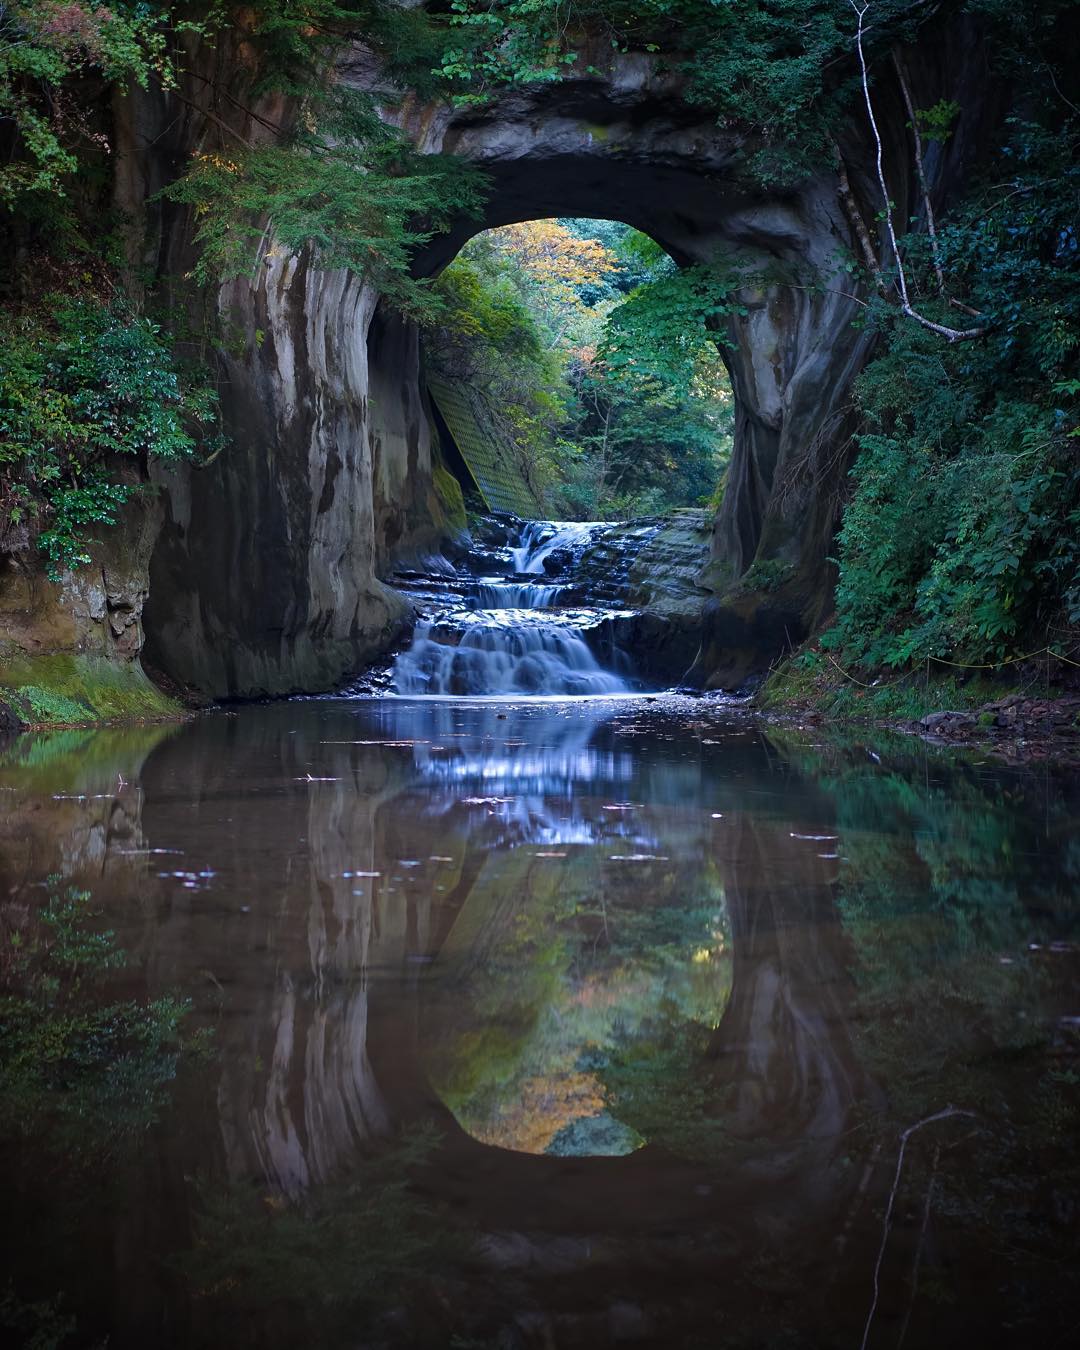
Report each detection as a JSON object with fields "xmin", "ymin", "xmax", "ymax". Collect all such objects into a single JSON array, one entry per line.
[{"xmin": 0, "ymin": 653, "xmax": 181, "ymax": 728}]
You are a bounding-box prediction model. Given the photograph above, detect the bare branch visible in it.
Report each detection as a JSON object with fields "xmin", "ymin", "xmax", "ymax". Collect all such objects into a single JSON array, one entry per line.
[
  {"xmin": 172, "ymin": 91, "xmax": 253, "ymax": 151},
  {"xmin": 778, "ymin": 281, "xmax": 871, "ymax": 309},
  {"xmin": 833, "ymin": 142, "xmax": 881, "ymax": 277},
  {"xmin": 849, "ymin": 1, "xmax": 985, "ymax": 342},
  {"xmin": 185, "ymin": 72, "xmax": 286, "ymax": 140},
  {"xmin": 891, "ymin": 47, "xmax": 945, "ymax": 295},
  {"xmin": 860, "ymin": 1105, "xmax": 977, "ymax": 1350}
]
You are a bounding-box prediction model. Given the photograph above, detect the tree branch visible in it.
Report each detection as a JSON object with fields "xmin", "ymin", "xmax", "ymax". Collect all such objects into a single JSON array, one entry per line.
[
  {"xmin": 172, "ymin": 91, "xmax": 253, "ymax": 152},
  {"xmin": 860, "ymin": 1106, "xmax": 976, "ymax": 1350},
  {"xmin": 185, "ymin": 72, "xmax": 287, "ymax": 141},
  {"xmin": 850, "ymin": 1, "xmax": 985, "ymax": 342},
  {"xmin": 833, "ymin": 141, "xmax": 881, "ymax": 277},
  {"xmin": 891, "ymin": 47, "xmax": 945, "ymax": 295}
]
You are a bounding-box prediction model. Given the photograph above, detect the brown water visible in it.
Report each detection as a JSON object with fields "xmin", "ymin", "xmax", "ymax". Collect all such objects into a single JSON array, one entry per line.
[{"xmin": 1, "ymin": 696, "xmax": 1078, "ymax": 1349}]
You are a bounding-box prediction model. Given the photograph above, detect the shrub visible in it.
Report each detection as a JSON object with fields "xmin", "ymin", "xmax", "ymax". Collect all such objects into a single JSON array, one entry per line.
[{"xmin": 0, "ymin": 296, "xmax": 221, "ymax": 576}]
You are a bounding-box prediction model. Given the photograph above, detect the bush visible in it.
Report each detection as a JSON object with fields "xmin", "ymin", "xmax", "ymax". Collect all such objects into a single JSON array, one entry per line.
[
  {"xmin": 827, "ymin": 118, "xmax": 1080, "ymax": 670},
  {"xmin": 0, "ymin": 296, "xmax": 221, "ymax": 576}
]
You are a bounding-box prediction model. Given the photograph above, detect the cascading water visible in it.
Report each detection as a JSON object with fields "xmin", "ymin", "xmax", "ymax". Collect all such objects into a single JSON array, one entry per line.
[
  {"xmin": 509, "ymin": 520, "xmax": 604, "ymax": 575},
  {"xmin": 391, "ymin": 519, "xmax": 633, "ymax": 697}
]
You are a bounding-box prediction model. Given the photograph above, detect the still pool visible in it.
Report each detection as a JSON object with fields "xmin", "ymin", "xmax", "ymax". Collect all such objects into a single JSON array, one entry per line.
[{"xmin": 1, "ymin": 696, "xmax": 1078, "ymax": 1348}]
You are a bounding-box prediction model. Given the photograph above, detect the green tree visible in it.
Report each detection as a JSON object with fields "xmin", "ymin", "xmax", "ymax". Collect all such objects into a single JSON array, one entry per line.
[{"xmin": 0, "ymin": 297, "xmax": 221, "ymax": 575}]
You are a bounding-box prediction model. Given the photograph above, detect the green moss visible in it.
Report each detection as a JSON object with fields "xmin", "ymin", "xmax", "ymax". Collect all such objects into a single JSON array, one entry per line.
[
  {"xmin": 759, "ymin": 648, "xmax": 1006, "ymax": 723},
  {"xmin": 14, "ymin": 686, "xmax": 90, "ymax": 724},
  {"xmin": 0, "ymin": 654, "xmax": 181, "ymax": 728},
  {"xmin": 735, "ymin": 557, "xmax": 794, "ymax": 595},
  {"xmin": 432, "ymin": 458, "xmax": 468, "ymax": 533}
]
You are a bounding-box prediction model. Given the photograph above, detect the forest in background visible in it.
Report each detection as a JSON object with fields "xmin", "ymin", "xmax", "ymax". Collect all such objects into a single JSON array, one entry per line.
[
  {"xmin": 0, "ymin": 0, "xmax": 1077, "ymax": 678},
  {"xmin": 427, "ymin": 218, "xmax": 733, "ymax": 519}
]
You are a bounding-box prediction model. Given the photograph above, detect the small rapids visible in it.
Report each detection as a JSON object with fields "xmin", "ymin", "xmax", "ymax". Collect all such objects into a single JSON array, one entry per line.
[
  {"xmin": 509, "ymin": 520, "xmax": 604, "ymax": 575},
  {"xmin": 392, "ymin": 519, "xmax": 632, "ymax": 697}
]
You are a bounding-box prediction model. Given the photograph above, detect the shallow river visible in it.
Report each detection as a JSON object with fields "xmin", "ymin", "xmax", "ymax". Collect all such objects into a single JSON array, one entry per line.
[{"xmin": 1, "ymin": 696, "xmax": 1078, "ymax": 1348}]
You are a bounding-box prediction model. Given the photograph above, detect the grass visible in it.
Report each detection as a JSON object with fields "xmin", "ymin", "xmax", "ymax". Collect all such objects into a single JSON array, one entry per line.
[
  {"xmin": 0, "ymin": 652, "xmax": 181, "ymax": 728},
  {"xmin": 758, "ymin": 647, "xmax": 1019, "ymax": 723}
]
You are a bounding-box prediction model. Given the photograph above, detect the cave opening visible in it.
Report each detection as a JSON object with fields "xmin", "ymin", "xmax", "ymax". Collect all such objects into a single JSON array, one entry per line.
[
  {"xmin": 419, "ymin": 216, "xmax": 734, "ymax": 524},
  {"xmin": 142, "ymin": 77, "xmax": 869, "ymax": 700}
]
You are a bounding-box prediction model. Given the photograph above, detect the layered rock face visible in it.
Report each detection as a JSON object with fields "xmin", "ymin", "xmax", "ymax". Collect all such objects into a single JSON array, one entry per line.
[
  {"xmin": 2, "ymin": 23, "xmax": 989, "ymax": 700},
  {"xmin": 142, "ymin": 260, "xmax": 418, "ymax": 696},
  {"xmin": 146, "ymin": 46, "xmax": 863, "ymax": 695}
]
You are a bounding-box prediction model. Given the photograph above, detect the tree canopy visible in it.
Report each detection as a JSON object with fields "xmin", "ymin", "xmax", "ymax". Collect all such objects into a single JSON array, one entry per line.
[{"xmin": 428, "ymin": 218, "xmax": 733, "ymax": 518}]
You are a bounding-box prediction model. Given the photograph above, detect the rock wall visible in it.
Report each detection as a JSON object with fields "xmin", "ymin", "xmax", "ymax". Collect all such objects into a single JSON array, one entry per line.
[
  {"xmin": 143, "ymin": 256, "xmax": 415, "ymax": 696},
  {"xmin": 0, "ymin": 18, "xmax": 998, "ymax": 701},
  {"xmin": 0, "ymin": 475, "xmax": 179, "ymax": 726}
]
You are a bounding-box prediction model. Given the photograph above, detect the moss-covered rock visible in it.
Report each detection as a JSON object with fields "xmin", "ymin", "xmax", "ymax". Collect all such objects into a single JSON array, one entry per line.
[
  {"xmin": 431, "ymin": 457, "xmax": 468, "ymax": 534},
  {"xmin": 0, "ymin": 651, "xmax": 181, "ymax": 729}
]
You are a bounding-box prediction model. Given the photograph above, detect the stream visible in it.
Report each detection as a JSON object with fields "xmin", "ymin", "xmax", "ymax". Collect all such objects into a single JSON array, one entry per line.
[
  {"xmin": 386, "ymin": 518, "xmax": 650, "ymax": 697},
  {"xmin": 0, "ymin": 521, "xmax": 1078, "ymax": 1348}
]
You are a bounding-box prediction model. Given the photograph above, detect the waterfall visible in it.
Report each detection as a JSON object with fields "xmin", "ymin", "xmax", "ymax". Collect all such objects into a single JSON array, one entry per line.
[
  {"xmin": 392, "ymin": 519, "xmax": 631, "ymax": 698},
  {"xmin": 509, "ymin": 520, "xmax": 606, "ymax": 575}
]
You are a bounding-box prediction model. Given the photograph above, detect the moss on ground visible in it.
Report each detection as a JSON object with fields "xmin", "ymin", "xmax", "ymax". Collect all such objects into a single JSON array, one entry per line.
[
  {"xmin": 0, "ymin": 652, "xmax": 182, "ymax": 729},
  {"xmin": 758, "ymin": 647, "xmax": 1012, "ymax": 723}
]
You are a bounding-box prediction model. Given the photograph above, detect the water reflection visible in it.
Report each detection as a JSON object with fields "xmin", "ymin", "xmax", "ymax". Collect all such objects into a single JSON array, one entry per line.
[{"xmin": 0, "ymin": 700, "xmax": 1078, "ymax": 1348}]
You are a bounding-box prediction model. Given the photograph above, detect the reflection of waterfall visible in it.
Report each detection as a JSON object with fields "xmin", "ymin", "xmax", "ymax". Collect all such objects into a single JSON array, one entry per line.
[
  {"xmin": 392, "ymin": 518, "xmax": 632, "ymax": 697},
  {"xmin": 356, "ymin": 699, "xmax": 662, "ymax": 852}
]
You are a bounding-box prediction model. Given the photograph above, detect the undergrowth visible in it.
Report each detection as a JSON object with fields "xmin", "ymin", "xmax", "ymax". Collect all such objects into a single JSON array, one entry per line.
[{"xmin": 759, "ymin": 645, "xmax": 1030, "ymax": 722}]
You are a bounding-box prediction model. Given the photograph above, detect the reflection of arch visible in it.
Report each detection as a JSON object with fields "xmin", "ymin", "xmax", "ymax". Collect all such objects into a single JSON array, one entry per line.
[
  {"xmin": 364, "ymin": 814, "xmax": 870, "ymax": 1227},
  {"xmin": 134, "ymin": 709, "xmax": 874, "ymax": 1201},
  {"xmin": 124, "ymin": 706, "xmax": 882, "ymax": 1340}
]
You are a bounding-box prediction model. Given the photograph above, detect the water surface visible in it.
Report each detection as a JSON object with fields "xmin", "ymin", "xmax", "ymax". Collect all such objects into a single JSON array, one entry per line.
[{"xmin": 1, "ymin": 697, "xmax": 1078, "ymax": 1348}]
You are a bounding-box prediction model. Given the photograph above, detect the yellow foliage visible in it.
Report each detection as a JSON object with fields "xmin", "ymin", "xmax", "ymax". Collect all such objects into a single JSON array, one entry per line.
[
  {"xmin": 471, "ymin": 1070, "xmax": 606, "ymax": 1155},
  {"xmin": 488, "ymin": 220, "xmax": 619, "ymax": 314}
]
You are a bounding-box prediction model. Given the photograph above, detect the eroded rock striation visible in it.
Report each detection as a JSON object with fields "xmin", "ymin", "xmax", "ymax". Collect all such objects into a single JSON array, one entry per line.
[{"xmin": 2, "ymin": 17, "xmax": 996, "ymax": 700}]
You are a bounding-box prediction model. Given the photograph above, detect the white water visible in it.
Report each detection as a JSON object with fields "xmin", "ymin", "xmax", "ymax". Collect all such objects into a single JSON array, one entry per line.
[
  {"xmin": 392, "ymin": 520, "xmax": 630, "ymax": 697},
  {"xmin": 467, "ymin": 580, "xmax": 565, "ymax": 610},
  {"xmin": 509, "ymin": 520, "xmax": 605, "ymax": 575}
]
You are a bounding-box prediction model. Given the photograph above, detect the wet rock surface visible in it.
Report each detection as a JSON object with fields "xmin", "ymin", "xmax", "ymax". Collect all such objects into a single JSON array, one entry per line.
[
  {"xmin": 0, "ymin": 16, "xmax": 1003, "ymax": 704},
  {"xmin": 901, "ymin": 695, "xmax": 1080, "ymax": 761},
  {"xmin": 361, "ymin": 513, "xmax": 713, "ymax": 696}
]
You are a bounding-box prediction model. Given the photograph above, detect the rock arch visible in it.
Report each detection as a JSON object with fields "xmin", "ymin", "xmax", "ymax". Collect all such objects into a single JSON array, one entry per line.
[{"xmin": 143, "ymin": 24, "xmax": 987, "ymax": 696}]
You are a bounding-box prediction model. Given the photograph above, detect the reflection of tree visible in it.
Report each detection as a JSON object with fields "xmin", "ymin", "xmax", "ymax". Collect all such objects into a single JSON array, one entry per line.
[
  {"xmin": 0, "ymin": 879, "xmax": 195, "ymax": 1157},
  {"xmin": 599, "ymin": 1023, "xmax": 729, "ymax": 1161},
  {"xmin": 772, "ymin": 732, "xmax": 1080, "ymax": 1339},
  {"xmin": 0, "ymin": 879, "xmax": 201, "ymax": 1349},
  {"xmin": 422, "ymin": 846, "xmax": 732, "ymax": 1155},
  {"xmin": 179, "ymin": 1127, "xmax": 459, "ymax": 1349}
]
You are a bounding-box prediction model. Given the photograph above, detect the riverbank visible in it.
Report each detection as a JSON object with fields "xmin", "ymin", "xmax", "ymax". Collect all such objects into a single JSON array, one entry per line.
[
  {"xmin": 756, "ymin": 646, "xmax": 1080, "ymax": 764},
  {"xmin": 0, "ymin": 651, "xmax": 186, "ymax": 731}
]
